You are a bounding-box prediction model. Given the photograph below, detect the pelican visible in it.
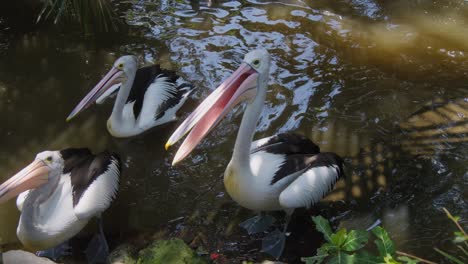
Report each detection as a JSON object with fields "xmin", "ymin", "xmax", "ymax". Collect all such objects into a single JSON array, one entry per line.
[
  {"xmin": 166, "ymin": 49, "xmax": 345, "ymax": 258},
  {"xmin": 0, "ymin": 148, "xmax": 121, "ymax": 262},
  {"xmin": 67, "ymin": 56, "xmax": 194, "ymax": 137}
]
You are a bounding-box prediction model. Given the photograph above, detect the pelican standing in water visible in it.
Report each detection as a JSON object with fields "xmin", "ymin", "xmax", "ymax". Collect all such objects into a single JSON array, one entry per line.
[
  {"xmin": 0, "ymin": 148, "xmax": 121, "ymax": 262},
  {"xmin": 67, "ymin": 56, "xmax": 194, "ymax": 137},
  {"xmin": 166, "ymin": 49, "xmax": 345, "ymax": 258}
]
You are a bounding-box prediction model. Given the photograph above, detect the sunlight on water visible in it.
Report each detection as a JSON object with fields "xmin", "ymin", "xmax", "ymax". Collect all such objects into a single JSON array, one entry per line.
[{"xmin": 0, "ymin": 0, "xmax": 467, "ymax": 261}]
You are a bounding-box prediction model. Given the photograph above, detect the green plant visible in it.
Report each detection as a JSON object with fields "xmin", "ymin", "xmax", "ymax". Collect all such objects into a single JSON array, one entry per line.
[
  {"xmin": 302, "ymin": 216, "xmax": 435, "ymax": 264},
  {"xmin": 37, "ymin": 0, "xmax": 119, "ymax": 34},
  {"xmin": 433, "ymin": 208, "xmax": 468, "ymax": 264}
]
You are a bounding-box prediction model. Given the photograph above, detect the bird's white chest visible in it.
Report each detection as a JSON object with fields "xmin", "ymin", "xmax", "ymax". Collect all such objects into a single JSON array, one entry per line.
[
  {"xmin": 16, "ymin": 176, "xmax": 88, "ymax": 250},
  {"xmin": 107, "ymin": 102, "xmax": 141, "ymax": 137},
  {"xmin": 224, "ymin": 152, "xmax": 291, "ymax": 211}
]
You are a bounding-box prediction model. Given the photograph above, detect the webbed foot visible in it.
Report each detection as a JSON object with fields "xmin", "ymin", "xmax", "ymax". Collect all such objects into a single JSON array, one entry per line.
[
  {"xmin": 239, "ymin": 214, "xmax": 276, "ymax": 234},
  {"xmin": 36, "ymin": 241, "xmax": 71, "ymax": 261},
  {"xmin": 261, "ymin": 229, "xmax": 286, "ymax": 259}
]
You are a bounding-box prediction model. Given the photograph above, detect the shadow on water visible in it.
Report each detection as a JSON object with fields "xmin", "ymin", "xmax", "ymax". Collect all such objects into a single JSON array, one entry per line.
[{"xmin": 0, "ymin": 0, "xmax": 467, "ymax": 263}]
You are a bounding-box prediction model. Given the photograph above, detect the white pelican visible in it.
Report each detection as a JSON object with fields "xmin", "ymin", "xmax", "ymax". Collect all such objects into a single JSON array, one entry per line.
[
  {"xmin": 166, "ymin": 49, "xmax": 345, "ymax": 258},
  {"xmin": 0, "ymin": 148, "xmax": 121, "ymax": 262},
  {"xmin": 67, "ymin": 56, "xmax": 194, "ymax": 138}
]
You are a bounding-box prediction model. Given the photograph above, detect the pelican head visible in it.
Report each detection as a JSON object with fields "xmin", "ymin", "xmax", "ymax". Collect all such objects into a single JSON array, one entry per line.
[
  {"xmin": 166, "ymin": 49, "xmax": 271, "ymax": 164},
  {"xmin": 66, "ymin": 55, "xmax": 138, "ymax": 121},
  {"xmin": 0, "ymin": 151, "xmax": 64, "ymax": 204}
]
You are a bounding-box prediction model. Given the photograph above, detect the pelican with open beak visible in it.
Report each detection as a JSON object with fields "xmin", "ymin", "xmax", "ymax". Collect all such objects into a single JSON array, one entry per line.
[
  {"xmin": 67, "ymin": 56, "xmax": 194, "ymax": 137},
  {"xmin": 166, "ymin": 49, "xmax": 345, "ymax": 259},
  {"xmin": 0, "ymin": 149, "xmax": 121, "ymax": 262}
]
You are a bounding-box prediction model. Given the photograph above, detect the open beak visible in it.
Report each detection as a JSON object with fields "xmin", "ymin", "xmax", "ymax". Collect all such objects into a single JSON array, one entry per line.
[
  {"xmin": 166, "ymin": 62, "xmax": 258, "ymax": 165},
  {"xmin": 0, "ymin": 160, "xmax": 50, "ymax": 204},
  {"xmin": 66, "ymin": 67, "xmax": 123, "ymax": 121}
]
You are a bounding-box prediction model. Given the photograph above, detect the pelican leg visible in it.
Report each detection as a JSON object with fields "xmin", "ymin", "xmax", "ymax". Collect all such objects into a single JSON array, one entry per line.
[
  {"xmin": 261, "ymin": 213, "xmax": 292, "ymax": 259},
  {"xmin": 36, "ymin": 241, "xmax": 71, "ymax": 261},
  {"xmin": 85, "ymin": 217, "xmax": 109, "ymax": 264},
  {"xmin": 239, "ymin": 212, "xmax": 276, "ymax": 234}
]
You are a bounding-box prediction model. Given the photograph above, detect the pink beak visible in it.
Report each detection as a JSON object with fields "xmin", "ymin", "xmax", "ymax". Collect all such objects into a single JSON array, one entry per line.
[
  {"xmin": 67, "ymin": 67, "xmax": 123, "ymax": 121},
  {"xmin": 166, "ymin": 62, "xmax": 258, "ymax": 165},
  {"xmin": 0, "ymin": 160, "xmax": 50, "ymax": 204}
]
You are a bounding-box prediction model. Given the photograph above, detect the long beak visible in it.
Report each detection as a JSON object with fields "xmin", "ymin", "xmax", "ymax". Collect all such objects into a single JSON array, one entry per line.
[
  {"xmin": 0, "ymin": 160, "xmax": 50, "ymax": 204},
  {"xmin": 166, "ymin": 62, "xmax": 258, "ymax": 165},
  {"xmin": 66, "ymin": 67, "xmax": 123, "ymax": 121}
]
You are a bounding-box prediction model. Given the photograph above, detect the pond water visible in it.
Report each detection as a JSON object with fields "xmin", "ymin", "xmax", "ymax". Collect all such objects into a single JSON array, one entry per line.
[{"xmin": 0, "ymin": 0, "xmax": 467, "ymax": 263}]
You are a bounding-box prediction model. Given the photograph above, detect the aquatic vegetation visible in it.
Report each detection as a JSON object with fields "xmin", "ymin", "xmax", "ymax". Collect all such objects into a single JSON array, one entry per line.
[
  {"xmin": 302, "ymin": 216, "xmax": 432, "ymax": 264},
  {"xmin": 37, "ymin": 0, "xmax": 119, "ymax": 34},
  {"xmin": 304, "ymin": 210, "xmax": 468, "ymax": 263},
  {"xmin": 106, "ymin": 239, "xmax": 208, "ymax": 264},
  {"xmin": 136, "ymin": 238, "xmax": 207, "ymax": 264},
  {"xmin": 434, "ymin": 208, "xmax": 468, "ymax": 264}
]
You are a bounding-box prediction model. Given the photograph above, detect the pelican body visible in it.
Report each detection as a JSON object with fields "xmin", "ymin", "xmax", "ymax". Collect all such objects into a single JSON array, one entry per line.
[
  {"xmin": 67, "ymin": 56, "xmax": 194, "ymax": 137},
  {"xmin": 0, "ymin": 148, "xmax": 120, "ymax": 252},
  {"xmin": 166, "ymin": 49, "xmax": 344, "ymax": 258}
]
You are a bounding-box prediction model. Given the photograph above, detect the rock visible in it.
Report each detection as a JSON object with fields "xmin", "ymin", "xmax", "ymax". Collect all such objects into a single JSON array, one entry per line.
[
  {"xmin": 2, "ymin": 250, "xmax": 57, "ymax": 264},
  {"xmin": 108, "ymin": 243, "xmax": 137, "ymax": 264},
  {"xmin": 136, "ymin": 238, "xmax": 207, "ymax": 264}
]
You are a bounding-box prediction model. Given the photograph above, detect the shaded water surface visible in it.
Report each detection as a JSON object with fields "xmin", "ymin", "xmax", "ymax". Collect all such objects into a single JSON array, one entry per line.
[{"xmin": 0, "ymin": 0, "xmax": 467, "ymax": 262}]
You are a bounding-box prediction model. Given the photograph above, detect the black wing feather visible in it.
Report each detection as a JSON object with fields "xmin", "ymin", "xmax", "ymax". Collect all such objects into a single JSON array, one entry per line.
[
  {"xmin": 252, "ymin": 133, "xmax": 320, "ymax": 155},
  {"xmin": 271, "ymin": 152, "xmax": 345, "ymax": 185},
  {"xmin": 251, "ymin": 133, "xmax": 343, "ymax": 185},
  {"xmin": 60, "ymin": 148, "xmax": 121, "ymax": 206},
  {"xmin": 127, "ymin": 65, "xmax": 193, "ymax": 120}
]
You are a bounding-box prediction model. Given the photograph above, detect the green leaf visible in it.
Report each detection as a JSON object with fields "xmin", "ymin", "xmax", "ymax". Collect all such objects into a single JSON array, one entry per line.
[
  {"xmin": 453, "ymin": 236, "xmax": 467, "ymax": 244},
  {"xmin": 302, "ymin": 246, "xmax": 330, "ymax": 264},
  {"xmin": 397, "ymin": 256, "xmax": 419, "ymax": 264},
  {"xmin": 372, "ymin": 227, "xmax": 395, "ymax": 256},
  {"xmin": 302, "ymin": 255, "xmax": 327, "ymax": 264},
  {"xmin": 453, "ymin": 232, "xmax": 468, "ymax": 244},
  {"xmin": 331, "ymin": 229, "xmax": 348, "ymax": 247},
  {"xmin": 328, "ymin": 251, "xmax": 356, "ymax": 264},
  {"xmin": 342, "ymin": 230, "xmax": 369, "ymax": 252},
  {"xmin": 355, "ymin": 251, "xmax": 383, "ymax": 264},
  {"xmin": 313, "ymin": 216, "xmax": 333, "ymax": 242},
  {"xmin": 383, "ymin": 254, "xmax": 401, "ymax": 264},
  {"xmin": 321, "ymin": 242, "xmax": 340, "ymax": 254}
]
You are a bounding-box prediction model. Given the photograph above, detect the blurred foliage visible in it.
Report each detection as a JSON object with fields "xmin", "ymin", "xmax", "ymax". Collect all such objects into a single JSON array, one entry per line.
[
  {"xmin": 433, "ymin": 208, "xmax": 468, "ymax": 264},
  {"xmin": 302, "ymin": 216, "xmax": 431, "ymax": 264},
  {"xmin": 136, "ymin": 238, "xmax": 207, "ymax": 264},
  {"xmin": 37, "ymin": 0, "xmax": 120, "ymax": 34},
  {"xmin": 305, "ymin": 211, "xmax": 468, "ymax": 264}
]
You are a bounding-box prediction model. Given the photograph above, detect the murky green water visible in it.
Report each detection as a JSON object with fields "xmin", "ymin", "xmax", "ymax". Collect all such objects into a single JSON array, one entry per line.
[{"xmin": 0, "ymin": 0, "xmax": 467, "ymax": 263}]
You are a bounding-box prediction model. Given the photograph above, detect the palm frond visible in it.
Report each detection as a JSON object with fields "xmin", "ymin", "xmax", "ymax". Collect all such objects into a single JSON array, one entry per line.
[{"xmin": 37, "ymin": 0, "xmax": 120, "ymax": 34}]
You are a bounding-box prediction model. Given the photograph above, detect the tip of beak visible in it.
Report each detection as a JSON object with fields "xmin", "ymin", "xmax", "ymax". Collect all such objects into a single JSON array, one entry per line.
[
  {"xmin": 171, "ymin": 155, "xmax": 182, "ymax": 166},
  {"xmin": 165, "ymin": 142, "xmax": 171, "ymax": 151},
  {"xmin": 66, "ymin": 113, "xmax": 75, "ymax": 122}
]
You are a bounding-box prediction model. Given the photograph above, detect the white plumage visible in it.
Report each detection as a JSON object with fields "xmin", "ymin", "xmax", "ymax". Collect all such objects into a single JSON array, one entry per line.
[
  {"xmin": 279, "ymin": 165, "xmax": 340, "ymax": 209},
  {"xmin": 166, "ymin": 49, "xmax": 344, "ymax": 258},
  {"xmin": 17, "ymin": 173, "xmax": 87, "ymax": 250},
  {"xmin": 74, "ymin": 158, "xmax": 120, "ymax": 219},
  {"xmin": 72, "ymin": 56, "xmax": 194, "ymax": 138},
  {"xmin": 0, "ymin": 149, "xmax": 121, "ymax": 252}
]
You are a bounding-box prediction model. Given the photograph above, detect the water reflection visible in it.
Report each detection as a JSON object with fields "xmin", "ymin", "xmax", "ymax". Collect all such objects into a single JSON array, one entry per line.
[
  {"xmin": 0, "ymin": 0, "xmax": 467, "ymax": 262},
  {"xmin": 124, "ymin": 0, "xmax": 467, "ymax": 261}
]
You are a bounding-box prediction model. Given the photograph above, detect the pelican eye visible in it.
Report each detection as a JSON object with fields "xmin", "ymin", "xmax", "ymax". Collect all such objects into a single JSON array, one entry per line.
[
  {"xmin": 45, "ymin": 156, "xmax": 52, "ymax": 162},
  {"xmin": 118, "ymin": 63, "xmax": 124, "ymax": 69},
  {"xmin": 252, "ymin": 59, "xmax": 260, "ymax": 67}
]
